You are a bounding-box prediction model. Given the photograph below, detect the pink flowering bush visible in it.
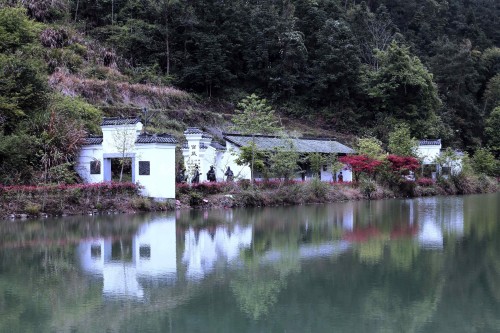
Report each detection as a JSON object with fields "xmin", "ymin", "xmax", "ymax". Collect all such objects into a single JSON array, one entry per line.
[
  {"xmin": 0, "ymin": 182, "xmax": 140, "ymax": 197},
  {"xmin": 417, "ymin": 177, "xmax": 435, "ymax": 187}
]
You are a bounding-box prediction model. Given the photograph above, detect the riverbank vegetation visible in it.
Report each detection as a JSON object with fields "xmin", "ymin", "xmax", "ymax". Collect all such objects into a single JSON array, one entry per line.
[{"xmin": 0, "ymin": 182, "xmax": 174, "ymax": 219}]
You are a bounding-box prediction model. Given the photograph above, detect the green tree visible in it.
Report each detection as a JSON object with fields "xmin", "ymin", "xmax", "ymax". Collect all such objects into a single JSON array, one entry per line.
[
  {"xmin": 388, "ymin": 123, "xmax": 418, "ymax": 156},
  {"xmin": 367, "ymin": 41, "xmax": 442, "ymax": 138},
  {"xmin": 269, "ymin": 134, "xmax": 300, "ymax": 181},
  {"xmin": 472, "ymin": 147, "xmax": 497, "ymax": 176},
  {"xmin": 356, "ymin": 137, "xmax": 385, "ymax": 160},
  {"xmin": 308, "ymin": 152, "xmax": 324, "ymax": 178},
  {"xmin": 232, "ymin": 94, "xmax": 281, "ymax": 182},
  {"xmin": 0, "ymin": 6, "xmax": 39, "ymax": 52},
  {"xmin": 485, "ymin": 106, "xmax": 500, "ymax": 157}
]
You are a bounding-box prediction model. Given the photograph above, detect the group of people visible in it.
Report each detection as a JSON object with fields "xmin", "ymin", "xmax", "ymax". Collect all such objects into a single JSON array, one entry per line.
[{"xmin": 176, "ymin": 165, "xmax": 234, "ymax": 184}]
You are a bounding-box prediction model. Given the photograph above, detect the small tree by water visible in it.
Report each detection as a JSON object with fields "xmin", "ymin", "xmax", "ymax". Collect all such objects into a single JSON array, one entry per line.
[{"xmin": 232, "ymin": 94, "xmax": 281, "ymax": 182}]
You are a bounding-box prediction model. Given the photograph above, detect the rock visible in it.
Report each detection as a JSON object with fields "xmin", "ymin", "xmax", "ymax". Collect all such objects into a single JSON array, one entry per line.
[{"xmin": 18, "ymin": 214, "xmax": 28, "ymax": 219}]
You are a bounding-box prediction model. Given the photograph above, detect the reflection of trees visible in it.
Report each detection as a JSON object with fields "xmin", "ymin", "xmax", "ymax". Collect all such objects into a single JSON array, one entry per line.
[
  {"xmin": 232, "ymin": 237, "xmax": 301, "ymax": 320},
  {"xmin": 427, "ymin": 194, "xmax": 500, "ymax": 332}
]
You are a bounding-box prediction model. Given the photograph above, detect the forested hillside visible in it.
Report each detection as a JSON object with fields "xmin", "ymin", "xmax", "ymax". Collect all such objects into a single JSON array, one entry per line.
[{"xmin": 1, "ymin": 0, "xmax": 499, "ymax": 184}]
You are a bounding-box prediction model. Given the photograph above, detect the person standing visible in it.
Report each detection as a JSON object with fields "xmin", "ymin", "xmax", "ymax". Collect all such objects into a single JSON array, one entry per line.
[
  {"xmin": 192, "ymin": 165, "xmax": 200, "ymax": 184},
  {"xmin": 207, "ymin": 166, "xmax": 216, "ymax": 182},
  {"xmin": 224, "ymin": 166, "xmax": 234, "ymax": 182}
]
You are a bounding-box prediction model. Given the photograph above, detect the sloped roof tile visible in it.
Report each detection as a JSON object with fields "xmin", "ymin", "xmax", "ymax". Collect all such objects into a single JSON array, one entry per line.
[
  {"xmin": 82, "ymin": 136, "xmax": 103, "ymax": 145},
  {"xmin": 136, "ymin": 133, "xmax": 177, "ymax": 144},
  {"xmin": 101, "ymin": 117, "xmax": 141, "ymax": 126},
  {"xmin": 419, "ymin": 139, "xmax": 441, "ymax": 146},
  {"xmin": 223, "ymin": 133, "xmax": 355, "ymax": 154}
]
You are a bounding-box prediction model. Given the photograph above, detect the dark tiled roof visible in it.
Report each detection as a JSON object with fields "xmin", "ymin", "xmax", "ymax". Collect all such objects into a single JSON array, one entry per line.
[
  {"xmin": 136, "ymin": 133, "xmax": 177, "ymax": 144},
  {"xmin": 223, "ymin": 133, "xmax": 355, "ymax": 154},
  {"xmin": 101, "ymin": 117, "xmax": 141, "ymax": 126},
  {"xmin": 184, "ymin": 127, "xmax": 204, "ymax": 135},
  {"xmin": 82, "ymin": 136, "xmax": 103, "ymax": 145},
  {"xmin": 419, "ymin": 139, "xmax": 441, "ymax": 146},
  {"xmin": 210, "ymin": 142, "xmax": 226, "ymax": 151},
  {"xmin": 200, "ymin": 143, "xmax": 208, "ymax": 149},
  {"xmin": 202, "ymin": 133, "xmax": 213, "ymax": 139}
]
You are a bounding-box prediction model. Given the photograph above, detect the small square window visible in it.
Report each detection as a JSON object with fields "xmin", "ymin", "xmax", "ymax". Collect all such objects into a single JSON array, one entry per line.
[
  {"xmin": 139, "ymin": 245, "xmax": 151, "ymax": 259},
  {"xmin": 90, "ymin": 160, "xmax": 101, "ymax": 174},
  {"xmin": 139, "ymin": 161, "xmax": 150, "ymax": 175},
  {"xmin": 91, "ymin": 244, "xmax": 101, "ymax": 258}
]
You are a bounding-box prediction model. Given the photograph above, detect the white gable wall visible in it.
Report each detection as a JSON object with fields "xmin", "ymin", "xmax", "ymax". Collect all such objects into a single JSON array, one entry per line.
[
  {"xmin": 221, "ymin": 142, "xmax": 251, "ymax": 180},
  {"xmin": 102, "ymin": 123, "xmax": 143, "ymax": 154},
  {"xmin": 135, "ymin": 144, "xmax": 176, "ymax": 199},
  {"xmin": 417, "ymin": 144, "xmax": 441, "ymax": 164},
  {"xmin": 76, "ymin": 145, "xmax": 104, "ymax": 183}
]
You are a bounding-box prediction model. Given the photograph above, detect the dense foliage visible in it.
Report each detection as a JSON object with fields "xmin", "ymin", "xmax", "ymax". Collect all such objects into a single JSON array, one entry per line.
[
  {"xmin": 46, "ymin": 0, "xmax": 499, "ymax": 146},
  {"xmin": 1, "ymin": 0, "xmax": 500, "ymax": 184}
]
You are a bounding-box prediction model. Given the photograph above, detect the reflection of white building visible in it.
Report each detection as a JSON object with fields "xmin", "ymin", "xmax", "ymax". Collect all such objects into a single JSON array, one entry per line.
[
  {"xmin": 78, "ymin": 215, "xmax": 177, "ymax": 299},
  {"xmin": 78, "ymin": 215, "xmax": 254, "ymax": 298},
  {"xmin": 182, "ymin": 225, "xmax": 253, "ymax": 279},
  {"xmin": 416, "ymin": 197, "xmax": 465, "ymax": 249}
]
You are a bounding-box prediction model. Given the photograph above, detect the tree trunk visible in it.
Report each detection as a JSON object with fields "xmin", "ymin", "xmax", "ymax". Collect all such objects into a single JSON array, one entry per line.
[
  {"xmin": 165, "ymin": 14, "xmax": 170, "ymax": 76},
  {"xmin": 251, "ymin": 136, "xmax": 256, "ymax": 184}
]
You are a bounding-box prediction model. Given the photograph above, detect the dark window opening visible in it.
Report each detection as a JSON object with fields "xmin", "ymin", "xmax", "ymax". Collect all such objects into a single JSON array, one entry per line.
[
  {"xmin": 91, "ymin": 244, "xmax": 101, "ymax": 258},
  {"xmin": 90, "ymin": 161, "xmax": 101, "ymax": 174},
  {"xmin": 139, "ymin": 161, "xmax": 150, "ymax": 175},
  {"xmin": 139, "ymin": 245, "xmax": 151, "ymax": 259}
]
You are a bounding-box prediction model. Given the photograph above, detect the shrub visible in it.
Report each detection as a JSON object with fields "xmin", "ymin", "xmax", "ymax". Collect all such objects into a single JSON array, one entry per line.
[
  {"xmin": 417, "ymin": 177, "xmax": 434, "ymax": 187},
  {"xmin": 360, "ymin": 179, "xmax": 377, "ymax": 199},
  {"xmin": 238, "ymin": 179, "xmax": 252, "ymax": 190},
  {"xmin": 132, "ymin": 197, "xmax": 152, "ymax": 211},
  {"xmin": 451, "ymin": 173, "xmax": 479, "ymax": 194},
  {"xmin": 398, "ymin": 180, "xmax": 416, "ymax": 197},
  {"xmin": 305, "ymin": 178, "xmax": 329, "ymax": 201},
  {"xmin": 414, "ymin": 186, "xmax": 438, "ymax": 197},
  {"xmin": 437, "ymin": 177, "xmax": 457, "ymax": 194},
  {"xmin": 25, "ymin": 202, "xmax": 41, "ymax": 215},
  {"xmin": 189, "ymin": 192, "xmax": 204, "ymax": 207},
  {"xmin": 235, "ymin": 190, "xmax": 265, "ymax": 207}
]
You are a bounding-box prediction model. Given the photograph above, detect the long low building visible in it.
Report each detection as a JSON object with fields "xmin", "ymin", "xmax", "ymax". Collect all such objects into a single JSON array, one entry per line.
[{"xmin": 182, "ymin": 129, "xmax": 355, "ymax": 182}]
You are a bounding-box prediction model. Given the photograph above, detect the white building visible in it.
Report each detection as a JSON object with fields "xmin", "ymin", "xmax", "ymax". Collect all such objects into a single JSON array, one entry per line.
[
  {"xmin": 76, "ymin": 117, "xmax": 177, "ymax": 199},
  {"xmin": 182, "ymin": 128, "xmax": 250, "ymax": 182},
  {"xmin": 416, "ymin": 139, "xmax": 463, "ymax": 178},
  {"xmin": 181, "ymin": 128, "xmax": 355, "ymax": 182}
]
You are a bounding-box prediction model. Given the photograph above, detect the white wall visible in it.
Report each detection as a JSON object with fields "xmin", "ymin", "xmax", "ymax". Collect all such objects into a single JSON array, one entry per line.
[
  {"xmin": 75, "ymin": 145, "xmax": 104, "ymax": 183},
  {"xmin": 134, "ymin": 215, "xmax": 177, "ymax": 277},
  {"xmin": 417, "ymin": 145, "xmax": 441, "ymax": 164},
  {"xmin": 135, "ymin": 143, "xmax": 176, "ymax": 199},
  {"xmin": 102, "ymin": 123, "xmax": 142, "ymax": 154},
  {"xmin": 220, "ymin": 142, "xmax": 252, "ymax": 180}
]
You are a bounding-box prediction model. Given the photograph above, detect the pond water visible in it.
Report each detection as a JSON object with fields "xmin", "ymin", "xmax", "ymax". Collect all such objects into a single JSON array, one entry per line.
[{"xmin": 0, "ymin": 193, "xmax": 499, "ymax": 333}]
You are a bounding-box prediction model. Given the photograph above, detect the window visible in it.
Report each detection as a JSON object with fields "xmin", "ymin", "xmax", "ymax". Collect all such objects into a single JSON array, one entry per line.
[
  {"xmin": 91, "ymin": 244, "xmax": 101, "ymax": 258},
  {"xmin": 139, "ymin": 245, "xmax": 151, "ymax": 259},
  {"xmin": 90, "ymin": 160, "xmax": 101, "ymax": 174},
  {"xmin": 139, "ymin": 161, "xmax": 150, "ymax": 175}
]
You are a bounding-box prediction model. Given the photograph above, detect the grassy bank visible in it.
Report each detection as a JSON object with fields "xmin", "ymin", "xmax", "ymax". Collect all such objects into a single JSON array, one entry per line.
[
  {"xmin": 176, "ymin": 174, "xmax": 499, "ymax": 209},
  {"xmin": 2, "ymin": 175, "xmax": 498, "ymax": 220},
  {"xmin": 0, "ymin": 182, "xmax": 174, "ymax": 220}
]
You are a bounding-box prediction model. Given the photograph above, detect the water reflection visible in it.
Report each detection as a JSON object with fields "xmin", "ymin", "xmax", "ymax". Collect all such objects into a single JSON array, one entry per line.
[
  {"xmin": 73, "ymin": 196, "xmax": 468, "ymax": 301},
  {"xmin": 1, "ymin": 193, "xmax": 498, "ymax": 333}
]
